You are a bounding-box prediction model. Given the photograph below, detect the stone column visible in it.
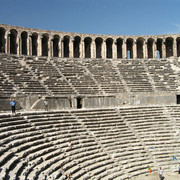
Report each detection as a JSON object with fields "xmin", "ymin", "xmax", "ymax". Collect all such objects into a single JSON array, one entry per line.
[
  {"xmin": 133, "ymin": 39, "xmax": 137, "ymax": 59},
  {"xmin": 28, "ymin": 32, "xmax": 32, "ymax": 56},
  {"xmin": 80, "ymin": 40, "xmax": 84, "ymax": 58},
  {"xmin": 91, "ymin": 39, "xmax": 96, "ymax": 58},
  {"xmin": 122, "ymin": 39, "xmax": 127, "ymax": 59},
  {"xmin": 37, "ymin": 34, "xmax": 42, "ymax": 56},
  {"xmin": 61, "ymin": 37, "xmax": 64, "ymax": 58},
  {"xmin": 5, "ymin": 31, "xmax": 10, "ymax": 54},
  {"xmin": 49, "ymin": 35, "xmax": 53, "ymax": 57},
  {"xmin": 69, "ymin": 37, "xmax": 74, "ymax": 58},
  {"xmin": 17, "ymin": 35, "xmax": 20, "ymax": 55},
  {"xmin": 102, "ymin": 40, "xmax": 106, "ymax": 59},
  {"xmin": 173, "ymin": 38, "xmax": 177, "ymax": 57},
  {"xmin": 112, "ymin": 40, "xmax": 117, "ymax": 59},
  {"xmin": 153, "ymin": 39, "xmax": 157, "ymax": 58},
  {"xmin": 144, "ymin": 40, "xmax": 148, "ymax": 59},
  {"xmin": 162, "ymin": 39, "xmax": 166, "ymax": 58}
]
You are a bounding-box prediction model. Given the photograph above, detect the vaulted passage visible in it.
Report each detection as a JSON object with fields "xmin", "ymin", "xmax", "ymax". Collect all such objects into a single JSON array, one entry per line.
[
  {"xmin": 147, "ymin": 38, "xmax": 154, "ymax": 58},
  {"xmin": 63, "ymin": 36, "xmax": 70, "ymax": 57},
  {"xmin": 106, "ymin": 38, "xmax": 113, "ymax": 58},
  {"xmin": 32, "ymin": 33, "xmax": 38, "ymax": 56},
  {"xmin": 0, "ymin": 27, "xmax": 5, "ymax": 53},
  {"xmin": 127, "ymin": 39, "xmax": 133, "ymax": 59},
  {"xmin": 96, "ymin": 38, "xmax": 103, "ymax": 58},
  {"xmin": 177, "ymin": 38, "xmax": 180, "ymax": 57},
  {"xmin": 53, "ymin": 35, "xmax": 59, "ymax": 57},
  {"xmin": 21, "ymin": 31, "xmax": 27, "ymax": 55},
  {"xmin": 84, "ymin": 37, "xmax": 91, "ymax": 58},
  {"xmin": 74, "ymin": 36, "xmax": 80, "ymax": 58},
  {"xmin": 137, "ymin": 38, "xmax": 144, "ymax": 58},
  {"xmin": 10, "ymin": 29, "xmax": 17, "ymax": 54},
  {"xmin": 166, "ymin": 38, "xmax": 173, "ymax": 57},
  {"xmin": 117, "ymin": 38, "xmax": 123, "ymax": 58},
  {"xmin": 42, "ymin": 34, "xmax": 48, "ymax": 56},
  {"xmin": 156, "ymin": 39, "xmax": 163, "ymax": 58}
]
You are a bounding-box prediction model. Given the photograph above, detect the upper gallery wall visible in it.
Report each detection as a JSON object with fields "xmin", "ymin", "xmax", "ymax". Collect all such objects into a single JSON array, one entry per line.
[{"xmin": 1, "ymin": 24, "xmax": 180, "ymax": 59}]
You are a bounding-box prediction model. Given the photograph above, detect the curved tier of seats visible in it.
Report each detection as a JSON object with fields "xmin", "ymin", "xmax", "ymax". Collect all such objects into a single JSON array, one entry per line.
[
  {"xmin": 0, "ymin": 106, "xmax": 180, "ymax": 179},
  {"xmin": 1, "ymin": 54, "xmax": 180, "ymax": 97}
]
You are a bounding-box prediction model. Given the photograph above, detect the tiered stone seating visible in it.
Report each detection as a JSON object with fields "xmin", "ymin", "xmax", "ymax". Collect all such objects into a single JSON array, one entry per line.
[
  {"xmin": 144, "ymin": 59, "xmax": 178, "ymax": 91},
  {"xmin": 54, "ymin": 58, "xmax": 102, "ymax": 95},
  {"xmin": 0, "ymin": 56, "xmax": 47, "ymax": 95},
  {"xmin": 1, "ymin": 106, "xmax": 180, "ymax": 179},
  {"xmin": 117, "ymin": 60, "xmax": 154, "ymax": 92},
  {"xmin": 84, "ymin": 59, "xmax": 126, "ymax": 94},
  {"xmin": 26, "ymin": 57, "xmax": 75, "ymax": 96},
  {"xmin": 118, "ymin": 106, "xmax": 178, "ymax": 170},
  {"xmin": 73, "ymin": 108, "xmax": 154, "ymax": 179}
]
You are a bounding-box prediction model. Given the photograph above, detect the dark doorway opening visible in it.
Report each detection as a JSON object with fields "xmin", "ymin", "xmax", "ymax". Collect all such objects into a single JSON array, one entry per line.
[
  {"xmin": 177, "ymin": 95, "xmax": 180, "ymax": 104},
  {"xmin": 77, "ymin": 97, "xmax": 82, "ymax": 109}
]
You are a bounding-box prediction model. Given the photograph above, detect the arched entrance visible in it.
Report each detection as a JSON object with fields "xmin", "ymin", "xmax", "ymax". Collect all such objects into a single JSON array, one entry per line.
[
  {"xmin": 117, "ymin": 38, "xmax": 123, "ymax": 58},
  {"xmin": 21, "ymin": 31, "xmax": 27, "ymax": 55},
  {"xmin": 137, "ymin": 38, "xmax": 144, "ymax": 58},
  {"xmin": 42, "ymin": 34, "xmax": 49, "ymax": 56},
  {"xmin": 63, "ymin": 36, "xmax": 70, "ymax": 57},
  {"xmin": 53, "ymin": 35, "xmax": 59, "ymax": 57},
  {"xmin": 0, "ymin": 27, "xmax": 5, "ymax": 53},
  {"xmin": 84, "ymin": 37, "xmax": 91, "ymax": 58},
  {"xmin": 74, "ymin": 36, "xmax": 80, "ymax": 58},
  {"xmin": 166, "ymin": 37, "xmax": 173, "ymax": 57},
  {"xmin": 106, "ymin": 38, "xmax": 113, "ymax": 58},
  {"xmin": 10, "ymin": 29, "xmax": 17, "ymax": 54},
  {"xmin": 147, "ymin": 38, "xmax": 154, "ymax": 58},
  {"xmin": 95, "ymin": 37, "xmax": 103, "ymax": 58},
  {"xmin": 177, "ymin": 38, "xmax": 180, "ymax": 57},
  {"xmin": 126, "ymin": 38, "xmax": 133, "ymax": 59},
  {"xmin": 156, "ymin": 38, "xmax": 163, "ymax": 58},
  {"xmin": 32, "ymin": 33, "xmax": 38, "ymax": 56}
]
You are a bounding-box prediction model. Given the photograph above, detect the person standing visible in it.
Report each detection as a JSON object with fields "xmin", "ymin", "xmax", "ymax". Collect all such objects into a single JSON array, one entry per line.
[
  {"xmin": 10, "ymin": 99, "xmax": 16, "ymax": 114},
  {"xmin": 159, "ymin": 167, "xmax": 163, "ymax": 180},
  {"xmin": 178, "ymin": 164, "xmax": 180, "ymax": 174}
]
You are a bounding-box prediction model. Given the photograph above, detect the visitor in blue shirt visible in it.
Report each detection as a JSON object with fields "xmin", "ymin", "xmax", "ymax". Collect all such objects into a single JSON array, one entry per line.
[{"xmin": 10, "ymin": 99, "xmax": 16, "ymax": 114}]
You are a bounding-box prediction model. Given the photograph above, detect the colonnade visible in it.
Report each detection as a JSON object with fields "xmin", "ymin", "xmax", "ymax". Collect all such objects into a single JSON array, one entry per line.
[{"xmin": 1, "ymin": 25, "xmax": 180, "ymax": 59}]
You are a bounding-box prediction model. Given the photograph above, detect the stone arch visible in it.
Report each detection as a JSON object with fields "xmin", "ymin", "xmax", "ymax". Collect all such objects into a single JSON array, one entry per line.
[
  {"xmin": 156, "ymin": 38, "xmax": 163, "ymax": 58},
  {"xmin": 126, "ymin": 38, "xmax": 133, "ymax": 59},
  {"xmin": 53, "ymin": 35, "xmax": 59, "ymax": 57},
  {"xmin": 137, "ymin": 37, "xmax": 144, "ymax": 58},
  {"xmin": 84, "ymin": 37, "xmax": 92, "ymax": 58},
  {"xmin": 32, "ymin": 33, "xmax": 38, "ymax": 56},
  {"xmin": 42, "ymin": 34, "xmax": 49, "ymax": 56},
  {"xmin": 63, "ymin": 35, "xmax": 70, "ymax": 58},
  {"xmin": 147, "ymin": 38, "xmax": 154, "ymax": 58},
  {"xmin": 165, "ymin": 37, "xmax": 173, "ymax": 57},
  {"xmin": 10, "ymin": 29, "xmax": 17, "ymax": 54},
  {"xmin": 95, "ymin": 37, "xmax": 103, "ymax": 58},
  {"xmin": 116, "ymin": 38, "xmax": 123, "ymax": 58},
  {"xmin": 106, "ymin": 38, "xmax": 113, "ymax": 58},
  {"xmin": 21, "ymin": 31, "xmax": 28, "ymax": 55},
  {"xmin": 74, "ymin": 36, "xmax": 81, "ymax": 58},
  {"xmin": 176, "ymin": 37, "xmax": 180, "ymax": 57},
  {"xmin": 0, "ymin": 27, "xmax": 5, "ymax": 53}
]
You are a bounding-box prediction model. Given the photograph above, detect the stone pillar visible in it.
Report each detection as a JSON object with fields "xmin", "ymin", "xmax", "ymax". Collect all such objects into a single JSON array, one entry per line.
[
  {"xmin": 112, "ymin": 40, "xmax": 117, "ymax": 59},
  {"xmin": 173, "ymin": 38, "xmax": 177, "ymax": 57},
  {"xmin": 144, "ymin": 40, "xmax": 148, "ymax": 59},
  {"xmin": 91, "ymin": 39, "xmax": 96, "ymax": 58},
  {"xmin": 80, "ymin": 40, "xmax": 84, "ymax": 58},
  {"xmin": 133, "ymin": 39, "xmax": 137, "ymax": 59},
  {"xmin": 5, "ymin": 31, "xmax": 10, "ymax": 54},
  {"xmin": 153, "ymin": 39, "xmax": 157, "ymax": 58},
  {"xmin": 69, "ymin": 37, "xmax": 74, "ymax": 58},
  {"xmin": 37, "ymin": 34, "xmax": 42, "ymax": 56},
  {"xmin": 102, "ymin": 40, "xmax": 106, "ymax": 58},
  {"xmin": 49, "ymin": 35, "xmax": 53, "ymax": 57},
  {"xmin": 61, "ymin": 37, "xmax": 64, "ymax": 58},
  {"xmin": 28, "ymin": 32, "xmax": 32, "ymax": 56},
  {"xmin": 162, "ymin": 39, "xmax": 166, "ymax": 58},
  {"xmin": 122, "ymin": 39, "xmax": 127, "ymax": 59},
  {"xmin": 17, "ymin": 35, "xmax": 20, "ymax": 55}
]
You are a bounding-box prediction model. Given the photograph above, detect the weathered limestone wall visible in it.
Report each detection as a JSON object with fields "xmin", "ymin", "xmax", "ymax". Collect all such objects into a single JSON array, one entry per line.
[{"xmin": 1, "ymin": 24, "xmax": 180, "ymax": 59}]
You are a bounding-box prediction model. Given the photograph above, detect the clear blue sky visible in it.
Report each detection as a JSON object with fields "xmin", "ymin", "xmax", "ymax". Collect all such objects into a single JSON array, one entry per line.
[{"xmin": 0, "ymin": 0, "xmax": 180, "ymax": 36}]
